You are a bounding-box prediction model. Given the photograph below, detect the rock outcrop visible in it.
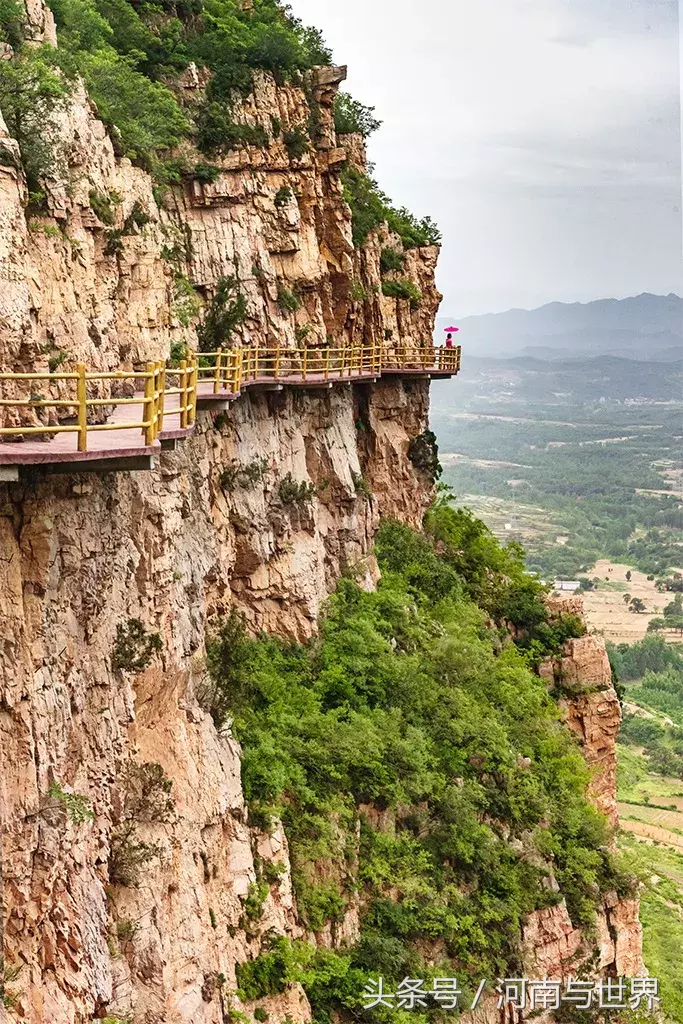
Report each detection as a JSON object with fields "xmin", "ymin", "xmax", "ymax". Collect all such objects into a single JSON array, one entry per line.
[
  {"xmin": 535, "ymin": 597, "xmax": 643, "ymax": 981},
  {"xmin": 540, "ymin": 629, "xmax": 621, "ymax": 826}
]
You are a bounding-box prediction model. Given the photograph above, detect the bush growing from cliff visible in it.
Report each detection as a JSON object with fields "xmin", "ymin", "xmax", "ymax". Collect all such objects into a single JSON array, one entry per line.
[
  {"xmin": 333, "ymin": 92, "xmax": 381, "ymax": 138},
  {"xmin": 379, "ymin": 246, "xmax": 405, "ymax": 274},
  {"xmin": 80, "ymin": 49, "xmax": 189, "ymax": 160},
  {"xmin": 0, "ymin": 960, "xmax": 22, "ymax": 1013},
  {"xmin": 236, "ymin": 935, "xmax": 308, "ymax": 1001},
  {"xmin": 221, "ymin": 457, "xmax": 269, "ymax": 491},
  {"xmin": 0, "ymin": 45, "xmax": 70, "ymax": 200},
  {"xmin": 207, "ymin": 511, "xmax": 625, "ymax": 1004},
  {"xmin": 276, "ymin": 285, "xmax": 301, "ymax": 313},
  {"xmin": 195, "ymin": 275, "xmax": 247, "ymax": 351},
  {"xmin": 111, "ymin": 618, "xmax": 162, "ymax": 673},
  {"xmin": 109, "ymin": 761, "xmax": 174, "ymax": 886},
  {"xmin": 348, "ymin": 279, "xmax": 367, "ymax": 302},
  {"xmin": 0, "ymin": 0, "xmax": 24, "ymax": 47},
  {"xmin": 203, "ymin": 608, "xmax": 260, "ymax": 728},
  {"xmin": 283, "ymin": 125, "xmax": 309, "ymax": 161},
  {"xmin": 341, "ymin": 165, "xmax": 442, "ymax": 249},
  {"xmin": 278, "ymin": 473, "xmax": 317, "ymax": 506},
  {"xmin": 407, "ymin": 429, "xmax": 442, "ymax": 481},
  {"xmin": 381, "ymin": 277, "xmax": 421, "ymax": 309},
  {"xmin": 196, "ymin": 102, "xmax": 269, "ymax": 155},
  {"xmin": 47, "ymin": 781, "xmax": 95, "ymax": 825},
  {"xmin": 274, "ymin": 185, "xmax": 294, "ymax": 207},
  {"xmin": 172, "ymin": 273, "xmax": 201, "ymax": 328}
]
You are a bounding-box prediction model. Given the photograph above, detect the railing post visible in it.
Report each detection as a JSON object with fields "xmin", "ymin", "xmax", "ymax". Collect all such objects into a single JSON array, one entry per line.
[
  {"xmin": 188, "ymin": 359, "xmax": 198, "ymax": 425},
  {"xmin": 214, "ymin": 350, "xmax": 222, "ymax": 394},
  {"xmin": 236, "ymin": 348, "xmax": 243, "ymax": 393},
  {"xmin": 179, "ymin": 359, "xmax": 188, "ymax": 429},
  {"xmin": 144, "ymin": 361, "xmax": 156, "ymax": 445},
  {"xmin": 302, "ymin": 345, "xmax": 308, "ymax": 381},
  {"xmin": 325, "ymin": 345, "xmax": 330, "ymax": 380},
  {"xmin": 226, "ymin": 350, "xmax": 233, "ymax": 393},
  {"xmin": 158, "ymin": 362, "xmax": 166, "ymax": 432},
  {"xmin": 76, "ymin": 362, "xmax": 87, "ymax": 452}
]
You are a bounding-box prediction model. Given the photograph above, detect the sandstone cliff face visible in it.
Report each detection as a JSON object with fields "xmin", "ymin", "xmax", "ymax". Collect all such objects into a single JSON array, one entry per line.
[
  {"xmin": 0, "ymin": 381, "xmax": 434, "ymax": 1024},
  {"xmin": 1, "ymin": 4, "xmax": 439, "ymax": 1020},
  {"xmin": 0, "ymin": 30, "xmax": 441, "ymax": 385},
  {"xmin": 532, "ymin": 598, "xmax": 643, "ymax": 986}
]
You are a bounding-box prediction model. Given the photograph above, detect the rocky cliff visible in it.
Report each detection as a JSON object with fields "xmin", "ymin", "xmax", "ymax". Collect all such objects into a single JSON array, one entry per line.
[
  {"xmin": 0, "ymin": 3, "xmax": 641, "ymax": 1022},
  {"xmin": 0, "ymin": 3, "xmax": 440, "ymax": 1019},
  {"xmin": 532, "ymin": 610, "xmax": 642, "ymax": 982}
]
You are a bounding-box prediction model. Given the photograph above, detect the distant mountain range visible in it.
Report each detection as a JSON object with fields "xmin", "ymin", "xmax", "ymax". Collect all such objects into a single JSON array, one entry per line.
[{"xmin": 436, "ymin": 293, "xmax": 683, "ymax": 361}]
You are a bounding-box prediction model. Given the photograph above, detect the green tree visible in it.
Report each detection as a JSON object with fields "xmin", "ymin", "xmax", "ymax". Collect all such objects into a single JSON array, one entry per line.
[
  {"xmin": 78, "ymin": 50, "xmax": 188, "ymax": 159},
  {"xmin": 0, "ymin": 0, "xmax": 25, "ymax": 49},
  {"xmin": 0, "ymin": 46, "xmax": 70, "ymax": 197},
  {"xmin": 333, "ymin": 92, "xmax": 381, "ymax": 137},
  {"xmin": 629, "ymin": 598, "xmax": 647, "ymax": 614},
  {"xmin": 195, "ymin": 275, "xmax": 247, "ymax": 351},
  {"xmin": 204, "ymin": 516, "xmax": 626, "ymax": 1006},
  {"xmin": 341, "ymin": 165, "xmax": 441, "ymax": 249},
  {"xmin": 664, "ymin": 594, "xmax": 683, "ymax": 618}
]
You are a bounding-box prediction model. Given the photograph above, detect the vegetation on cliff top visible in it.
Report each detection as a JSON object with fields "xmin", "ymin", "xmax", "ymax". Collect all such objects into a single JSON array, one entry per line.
[
  {"xmin": 341, "ymin": 165, "xmax": 442, "ymax": 250},
  {"xmin": 334, "ymin": 91, "xmax": 381, "ymax": 138},
  {"xmin": 206, "ymin": 496, "xmax": 626, "ymax": 1016},
  {"xmin": 0, "ymin": 0, "xmax": 439, "ymax": 251},
  {"xmin": 38, "ymin": 0, "xmax": 329, "ymax": 162}
]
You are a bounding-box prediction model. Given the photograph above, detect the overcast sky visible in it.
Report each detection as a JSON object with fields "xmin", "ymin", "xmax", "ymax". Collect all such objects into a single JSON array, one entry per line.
[{"xmin": 293, "ymin": 0, "xmax": 682, "ymax": 316}]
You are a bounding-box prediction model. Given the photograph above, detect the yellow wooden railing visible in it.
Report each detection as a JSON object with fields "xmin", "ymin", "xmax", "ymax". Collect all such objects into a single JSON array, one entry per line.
[
  {"xmin": 197, "ymin": 343, "xmax": 460, "ymax": 393},
  {"xmin": 0, "ymin": 362, "xmax": 167, "ymax": 450},
  {"xmin": 0, "ymin": 343, "xmax": 460, "ymax": 451}
]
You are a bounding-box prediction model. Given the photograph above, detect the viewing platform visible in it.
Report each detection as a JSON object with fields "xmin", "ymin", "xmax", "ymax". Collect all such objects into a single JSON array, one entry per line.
[{"xmin": 0, "ymin": 343, "xmax": 461, "ymax": 477}]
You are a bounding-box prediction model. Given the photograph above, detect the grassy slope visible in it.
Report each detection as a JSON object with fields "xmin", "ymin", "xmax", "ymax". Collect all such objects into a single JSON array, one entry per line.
[
  {"xmin": 618, "ymin": 833, "xmax": 683, "ymax": 1023},
  {"xmin": 617, "ymin": 744, "xmax": 683, "ymax": 1022}
]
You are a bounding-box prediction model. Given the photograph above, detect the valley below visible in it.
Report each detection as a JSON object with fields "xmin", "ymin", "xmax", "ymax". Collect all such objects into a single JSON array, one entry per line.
[{"xmin": 432, "ymin": 345, "xmax": 683, "ymax": 1020}]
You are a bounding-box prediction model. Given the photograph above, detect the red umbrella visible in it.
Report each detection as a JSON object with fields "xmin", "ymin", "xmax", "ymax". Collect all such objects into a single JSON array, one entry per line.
[{"xmin": 443, "ymin": 326, "xmax": 460, "ymax": 332}]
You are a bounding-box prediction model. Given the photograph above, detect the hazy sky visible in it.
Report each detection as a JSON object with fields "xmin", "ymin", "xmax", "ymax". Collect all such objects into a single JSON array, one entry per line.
[{"xmin": 293, "ymin": 0, "xmax": 682, "ymax": 316}]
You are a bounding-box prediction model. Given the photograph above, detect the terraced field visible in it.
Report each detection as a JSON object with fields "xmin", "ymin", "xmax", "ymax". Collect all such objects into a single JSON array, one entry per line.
[
  {"xmin": 617, "ymin": 749, "xmax": 683, "ymax": 1020},
  {"xmin": 582, "ymin": 559, "xmax": 680, "ymax": 645}
]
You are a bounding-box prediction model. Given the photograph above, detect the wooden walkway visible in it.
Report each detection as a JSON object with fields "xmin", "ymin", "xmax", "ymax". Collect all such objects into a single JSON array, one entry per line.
[{"xmin": 0, "ymin": 345, "xmax": 461, "ymax": 474}]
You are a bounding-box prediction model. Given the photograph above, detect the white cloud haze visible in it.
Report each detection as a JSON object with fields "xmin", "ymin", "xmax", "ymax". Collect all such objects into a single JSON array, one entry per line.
[{"xmin": 292, "ymin": 0, "xmax": 682, "ymax": 315}]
